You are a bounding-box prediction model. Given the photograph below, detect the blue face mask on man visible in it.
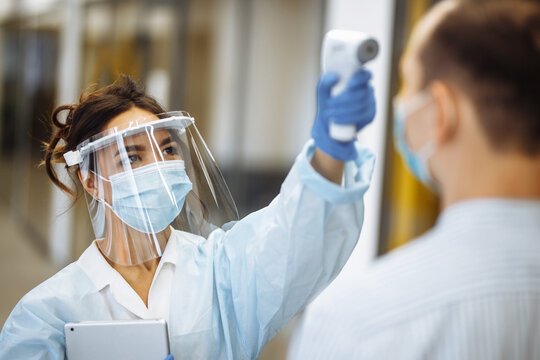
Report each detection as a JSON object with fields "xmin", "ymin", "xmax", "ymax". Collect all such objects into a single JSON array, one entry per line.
[
  {"xmin": 99, "ymin": 160, "xmax": 193, "ymax": 233},
  {"xmin": 393, "ymin": 91, "xmax": 438, "ymax": 188}
]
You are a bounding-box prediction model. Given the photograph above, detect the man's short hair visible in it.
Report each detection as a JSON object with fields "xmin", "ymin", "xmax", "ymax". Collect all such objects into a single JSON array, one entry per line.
[{"xmin": 418, "ymin": 0, "xmax": 540, "ymax": 155}]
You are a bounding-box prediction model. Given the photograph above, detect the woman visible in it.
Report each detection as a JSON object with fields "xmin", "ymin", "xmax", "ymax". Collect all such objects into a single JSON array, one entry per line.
[{"xmin": 0, "ymin": 71, "xmax": 375, "ymax": 359}]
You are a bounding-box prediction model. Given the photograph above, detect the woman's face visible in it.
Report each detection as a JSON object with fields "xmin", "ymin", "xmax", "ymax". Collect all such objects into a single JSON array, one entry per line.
[
  {"xmin": 98, "ymin": 107, "xmax": 183, "ymax": 179},
  {"xmin": 81, "ymin": 107, "xmax": 184, "ymax": 203}
]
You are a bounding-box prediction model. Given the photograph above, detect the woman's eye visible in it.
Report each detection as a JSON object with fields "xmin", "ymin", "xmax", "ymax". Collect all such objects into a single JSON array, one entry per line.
[
  {"xmin": 128, "ymin": 154, "xmax": 140, "ymax": 164},
  {"xmin": 162, "ymin": 146, "xmax": 177, "ymax": 155}
]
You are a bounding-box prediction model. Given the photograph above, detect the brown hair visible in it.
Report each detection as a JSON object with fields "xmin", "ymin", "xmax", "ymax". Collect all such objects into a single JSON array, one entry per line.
[
  {"xmin": 418, "ymin": 0, "xmax": 540, "ymax": 155},
  {"xmin": 43, "ymin": 75, "xmax": 165, "ymax": 197}
]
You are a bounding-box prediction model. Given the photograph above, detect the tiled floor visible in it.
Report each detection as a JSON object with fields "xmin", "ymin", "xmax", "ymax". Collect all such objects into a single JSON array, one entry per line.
[{"xmin": 0, "ymin": 203, "xmax": 58, "ymax": 327}]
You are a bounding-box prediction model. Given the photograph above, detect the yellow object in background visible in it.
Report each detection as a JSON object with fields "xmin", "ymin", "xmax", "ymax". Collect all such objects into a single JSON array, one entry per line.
[
  {"xmin": 387, "ymin": 153, "xmax": 439, "ymax": 251},
  {"xmin": 381, "ymin": 0, "xmax": 439, "ymax": 253}
]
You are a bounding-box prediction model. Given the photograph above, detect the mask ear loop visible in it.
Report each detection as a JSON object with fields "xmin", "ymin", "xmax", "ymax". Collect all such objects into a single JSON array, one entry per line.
[
  {"xmin": 77, "ymin": 156, "xmax": 107, "ymax": 239},
  {"xmin": 400, "ymin": 90, "xmax": 433, "ymax": 119},
  {"xmin": 416, "ymin": 141, "xmax": 438, "ymax": 162},
  {"xmin": 395, "ymin": 90, "xmax": 440, "ymax": 190},
  {"xmin": 85, "ymin": 163, "xmax": 126, "ymax": 244},
  {"xmin": 89, "ymin": 161, "xmax": 107, "ymax": 238},
  {"xmin": 401, "ymin": 90, "xmax": 439, "ymax": 160},
  {"xmin": 88, "ymin": 168, "xmax": 114, "ymax": 210}
]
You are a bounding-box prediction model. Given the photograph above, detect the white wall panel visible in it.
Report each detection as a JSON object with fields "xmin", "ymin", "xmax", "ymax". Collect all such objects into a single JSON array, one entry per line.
[
  {"xmin": 325, "ymin": 0, "xmax": 396, "ymax": 273},
  {"xmin": 209, "ymin": 0, "xmax": 323, "ymax": 170}
]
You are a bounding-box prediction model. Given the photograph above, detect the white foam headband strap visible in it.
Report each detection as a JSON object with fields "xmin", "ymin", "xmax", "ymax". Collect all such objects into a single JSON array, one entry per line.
[{"xmin": 63, "ymin": 150, "xmax": 83, "ymax": 167}]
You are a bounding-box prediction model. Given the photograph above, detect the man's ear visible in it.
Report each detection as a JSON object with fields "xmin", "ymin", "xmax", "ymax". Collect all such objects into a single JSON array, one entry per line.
[
  {"xmin": 78, "ymin": 169, "xmax": 98, "ymax": 199},
  {"xmin": 430, "ymin": 80, "xmax": 459, "ymax": 145}
]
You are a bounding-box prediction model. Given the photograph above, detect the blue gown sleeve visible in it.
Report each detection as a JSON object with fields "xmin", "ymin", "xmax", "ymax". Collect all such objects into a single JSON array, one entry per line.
[
  {"xmin": 210, "ymin": 140, "xmax": 375, "ymax": 358},
  {"xmin": 0, "ymin": 293, "xmax": 66, "ymax": 360}
]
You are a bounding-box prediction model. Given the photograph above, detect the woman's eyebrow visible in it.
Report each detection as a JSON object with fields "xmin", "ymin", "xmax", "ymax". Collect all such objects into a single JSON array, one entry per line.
[
  {"xmin": 159, "ymin": 136, "xmax": 174, "ymax": 147},
  {"xmin": 115, "ymin": 144, "xmax": 145, "ymax": 157}
]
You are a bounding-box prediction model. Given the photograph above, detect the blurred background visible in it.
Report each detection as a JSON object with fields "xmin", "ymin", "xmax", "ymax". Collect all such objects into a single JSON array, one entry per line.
[{"xmin": 0, "ymin": 0, "xmax": 441, "ymax": 358}]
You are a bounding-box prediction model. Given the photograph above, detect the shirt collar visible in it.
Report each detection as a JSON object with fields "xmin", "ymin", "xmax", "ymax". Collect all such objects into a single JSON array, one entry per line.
[
  {"xmin": 77, "ymin": 228, "xmax": 180, "ymax": 292},
  {"xmin": 436, "ymin": 197, "xmax": 540, "ymax": 230},
  {"xmin": 77, "ymin": 240, "xmax": 118, "ymax": 292},
  {"xmin": 160, "ymin": 228, "xmax": 179, "ymax": 266}
]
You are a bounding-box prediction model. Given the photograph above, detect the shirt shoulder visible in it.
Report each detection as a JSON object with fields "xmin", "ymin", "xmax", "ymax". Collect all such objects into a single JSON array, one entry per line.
[
  {"xmin": 293, "ymin": 201, "xmax": 540, "ymax": 359},
  {"xmin": 309, "ymin": 223, "xmax": 540, "ymax": 336}
]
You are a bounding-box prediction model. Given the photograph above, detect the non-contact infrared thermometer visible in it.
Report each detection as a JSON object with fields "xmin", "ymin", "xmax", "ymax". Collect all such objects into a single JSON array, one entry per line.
[{"xmin": 321, "ymin": 29, "xmax": 379, "ymax": 142}]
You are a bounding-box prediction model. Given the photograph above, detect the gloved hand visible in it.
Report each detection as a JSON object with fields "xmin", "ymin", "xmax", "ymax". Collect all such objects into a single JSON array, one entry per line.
[
  {"xmin": 165, "ymin": 355, "xmax": 174, "ymax": 360},
  {"xmin": 311, "ymin": 70, "xmax": 376, "ymax": 161}
]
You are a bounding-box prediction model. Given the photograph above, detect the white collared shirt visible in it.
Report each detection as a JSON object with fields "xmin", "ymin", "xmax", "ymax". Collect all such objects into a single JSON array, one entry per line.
[
  {"xmin": 76, "ymin": 231, "xmax": 178, "ymax": 322},
  {"xmin": 289, "ymin": 199, "xmax": 540, "ymax": 359}
]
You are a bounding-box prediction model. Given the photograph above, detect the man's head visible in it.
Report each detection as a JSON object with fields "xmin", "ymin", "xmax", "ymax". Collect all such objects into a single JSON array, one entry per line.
[{"xmin": 397, "ymin": 0, "xmax": 540, "ymax": 205}]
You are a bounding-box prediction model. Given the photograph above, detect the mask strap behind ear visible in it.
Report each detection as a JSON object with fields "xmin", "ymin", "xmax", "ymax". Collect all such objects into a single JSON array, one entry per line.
[
  {"xmin": 416, "ymin": 140, "xmax": 438, "ymax": 161},
  {"xmin": 89, "ymin": 169, "xmax": 111, "ymax": 183},
  {"xmin": 401, "ymin": 90, "xmax": 433, "ymax": 118},
  {"xmin": 87, "ymin": 162, "xmax": 113, "ymax": 209},
  {"xmin": 405, "ymin": 90, "xmax": 438, "ymax": 161}
]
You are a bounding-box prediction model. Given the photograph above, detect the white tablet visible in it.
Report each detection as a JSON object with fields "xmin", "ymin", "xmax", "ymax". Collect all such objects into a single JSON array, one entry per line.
[{"xmin": 65, "ymin": 319, "xmax": 170, "ymax": 360}]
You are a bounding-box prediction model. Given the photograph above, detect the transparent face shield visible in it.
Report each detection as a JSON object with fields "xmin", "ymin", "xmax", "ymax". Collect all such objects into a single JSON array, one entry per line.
[{"xmin": 63, "ymin": 111, "xmax": 238, "ymax": 265}]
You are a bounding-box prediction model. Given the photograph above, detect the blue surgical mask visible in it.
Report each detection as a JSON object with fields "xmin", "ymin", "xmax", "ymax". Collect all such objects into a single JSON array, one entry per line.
[
  {"xmin": 100, "ymin": 160, "xmax": 193, "ymax": 233},
  {"xmin": 393, "ymin": 92, "xmax": 438, "ymax": 188}
]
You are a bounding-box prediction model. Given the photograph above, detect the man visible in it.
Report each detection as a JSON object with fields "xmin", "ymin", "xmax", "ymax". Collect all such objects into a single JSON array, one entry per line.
[{"xmin": 288, "ymin": 0, "xmax": 540, "ymax": 358}]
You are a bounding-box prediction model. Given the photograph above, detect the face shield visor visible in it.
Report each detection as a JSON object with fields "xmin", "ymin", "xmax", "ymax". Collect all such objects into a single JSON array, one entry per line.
[{"xmin": 63, "ymin": 111, "xmax": 238, "ymax": 265}]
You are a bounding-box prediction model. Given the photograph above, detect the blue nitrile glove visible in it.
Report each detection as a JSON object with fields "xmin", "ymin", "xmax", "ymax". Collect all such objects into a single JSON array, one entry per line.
[
  {"xmin": 165, "ymin": 355, "xmax": 174, "ymax": 360},
  {"xmin": 311, "ymin": 70, "xmax": 376, "ymax": 161}
]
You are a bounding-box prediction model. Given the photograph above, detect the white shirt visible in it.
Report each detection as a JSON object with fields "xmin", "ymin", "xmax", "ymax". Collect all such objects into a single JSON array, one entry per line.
[
  {"xmin": 77, "ymin": 230, "xmax": 179, "ymax": 323},
  {"xmin": 289, "ymin": 199, "xmax": 540, "ymax": 360}
]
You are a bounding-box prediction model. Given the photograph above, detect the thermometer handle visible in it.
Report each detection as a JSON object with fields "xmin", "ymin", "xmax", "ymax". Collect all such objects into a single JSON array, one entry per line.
[
  {"xmin": 329, "ymin": 78, "xmax": 359, "ymax": 142},
  {"xmin": 329, "ymin": 123, "xmax": 357, "ymax": 142}
]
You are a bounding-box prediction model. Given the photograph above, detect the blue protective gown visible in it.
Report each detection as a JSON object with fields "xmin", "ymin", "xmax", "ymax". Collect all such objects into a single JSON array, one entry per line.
[{"xmin": 0, "ymin": 141, "xmax": 374, "ymax": 359}]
